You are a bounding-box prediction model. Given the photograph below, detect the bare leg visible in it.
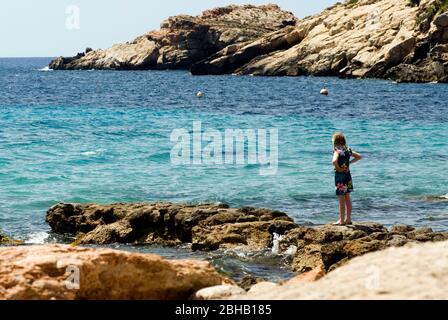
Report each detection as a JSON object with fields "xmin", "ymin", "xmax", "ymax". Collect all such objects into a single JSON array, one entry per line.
[
  {"xmin": 335, "ymin": 196, "xmax": 345, "ymax": 225},
  {"xmin": 345, "ymin": 194, "xmax": 352, "ymax": 224}
]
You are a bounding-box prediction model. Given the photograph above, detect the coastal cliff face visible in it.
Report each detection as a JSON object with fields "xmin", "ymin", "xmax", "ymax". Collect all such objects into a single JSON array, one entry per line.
[
  {"xmin": 192, "ymin": 0, "xmax": 448, "ymax": 82},
  {"xmin": 49, "ymin": 1, "xmax": 448, "ymax": 82},
  {"xmin": 49, "ymin": 4, "xmax": 296, "ymax": 70}
]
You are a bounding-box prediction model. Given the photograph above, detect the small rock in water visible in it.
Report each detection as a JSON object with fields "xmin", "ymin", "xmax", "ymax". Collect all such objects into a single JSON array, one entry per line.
[
  {"xmin": 320, "ymin": 88, "xmax": 329, "ymax": 95},
  {"xmin": 197, "ymin": 91, "xmax": 205, "ymax": 98}
]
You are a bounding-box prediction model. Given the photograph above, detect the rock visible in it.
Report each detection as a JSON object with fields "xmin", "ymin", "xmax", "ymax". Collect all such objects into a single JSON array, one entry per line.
[
  {"xmin": 0, "ymin": 245, "xmax": 230, "ymax": 300},
  {"xmin": 49, "ymin": 5, "xmax": 296, "ymax": 70},
  {"xmin": 191, "ymin": 285, "xmax": 246, "ymax": 300},
  {"xmin": 46, "ymin": 203, "xmax": 448, "ymax": 275},
  {"xmin": 46, "ymin": 203, "xmax": 295, "ymax": 251},
  {"xmin": 247, "ymin": 282, "xmax": 280, "ymax": 295},
  {"xmin": 279, "ymin": 221, "xmax": 447, "ymax": 273},
  {"xmin": 434, "ymin": 13, "xmax": 448, "ymax": 28},
  {"xmin": 0, "ymin": 231, "xmax": 23, "ymax": 245},
  {"xmin": 390, "ymin": 224, "xmax": 415, "ymax": 234},
  {"xmin": 283, "ymin": 266, "xmax": 326, "ymax": 285},
  {"xmin": 238, "ymin": 275, "xmax": 265, "ymax": 291},
  {"xmin": 48, "ymin": 1, "xmax": 448, "ymax": 82},
  {"xmin": 234, "ymin": 240, "xmax": 448, "ymax": 299}
]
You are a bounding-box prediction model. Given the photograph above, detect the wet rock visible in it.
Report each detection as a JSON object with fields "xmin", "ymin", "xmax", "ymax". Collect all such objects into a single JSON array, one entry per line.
[
  {"xmin": 47, "ymin": 203, "xmax": 295, "ymax": 251},
  {"xmin": 191, "ymin": 285, "xmax": 246, "ymax": 300},
  {"xmin": 280, "ymin": 222, "xmax": 448, "ymax": 273},
  {"xmin": 0, "ymin": 231, "xmax": 23, "ymax": 245},
  {"xmin": 390, "ymin": 224, "xmax": 415, "ymax": 234},
  {"xmin": 0, "ymin": 245, "xmax": 230, "ymax": 300},
  {"xmin": 238, "ymin": 275, "xmax": 265, "ymax": 291},
  {"xmin": 47, "ymin": 203, "xmax": 448, "ymax": 275}
]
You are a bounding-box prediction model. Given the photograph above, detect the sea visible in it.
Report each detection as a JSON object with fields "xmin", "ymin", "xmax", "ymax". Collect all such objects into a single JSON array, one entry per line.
[{"xmin": 0, "ymin": 57, "xmax": 447, "ymax": 281}]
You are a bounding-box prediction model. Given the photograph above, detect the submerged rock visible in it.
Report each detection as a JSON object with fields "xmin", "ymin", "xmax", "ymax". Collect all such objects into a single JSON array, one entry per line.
[
  {"xmin": 49, "ymin": 5, "xmax": 295, "ymax": 70},
  {"xmin": 0, "ymin": 245, "xmax": 230, "ymax": 300},
  {"xmin": 0, "ymin": 231, "xmax": 23, "ymax": 245}
]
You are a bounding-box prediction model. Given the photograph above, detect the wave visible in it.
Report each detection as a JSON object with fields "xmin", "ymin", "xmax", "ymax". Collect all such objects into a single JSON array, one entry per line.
[
  {"xmin": 37, "ymin": 66, "xmax": 53, "ymax": 72},
  {"xmin": 25, "ymin": 231, "xmax": 49, "ymax": 244},
  {"xmin": 81, "ymin": 149, "xmax": 105, "ymax": 156}
]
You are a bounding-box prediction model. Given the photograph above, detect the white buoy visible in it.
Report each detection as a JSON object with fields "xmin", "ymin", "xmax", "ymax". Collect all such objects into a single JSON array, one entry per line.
[
  {"xmin": 197, "ymin": 91, "xmax": 205, "ymax": 98},
  {"xmin": 320, "ymin": 88, "xmax": 329, "ymax": 95}
]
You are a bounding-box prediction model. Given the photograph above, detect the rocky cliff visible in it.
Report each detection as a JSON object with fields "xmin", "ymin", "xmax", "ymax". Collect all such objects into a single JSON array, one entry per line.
[
  {"xmin": 191, "ymin": 0, "xmax": 448, "ymax": 82},
  {"xmin": 49, "ymin": 1, "xmax": 448, "ymax": 82},
  {"xmin": 49, "ymin": 4, "xmax": 295, "ymax": 70}
]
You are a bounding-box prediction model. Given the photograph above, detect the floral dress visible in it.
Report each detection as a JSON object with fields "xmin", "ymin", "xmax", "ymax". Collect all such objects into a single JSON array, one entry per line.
[{"xmin": 334, "ymin": 147, "xmax": 354, "ymax": 196}]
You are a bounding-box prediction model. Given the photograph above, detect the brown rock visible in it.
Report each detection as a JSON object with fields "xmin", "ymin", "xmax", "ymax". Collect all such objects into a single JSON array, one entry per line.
[
  {"xmin": 0, "ymin": 231, "xmax": 23, "ymax": 245},
  {"xmin": 46, "ymin": 202, "xmax": 296, "ymax": 251},
  {"xmin": 283, "ymin": 266, "xmax": 326, "ymax": 285},
  {"xmin": 0, "ymin": 245, "xmax": 230, "ymax": 300},
  {"xmin": 49, "ymin": 5, "xmax": 296, "ymax": 70}
]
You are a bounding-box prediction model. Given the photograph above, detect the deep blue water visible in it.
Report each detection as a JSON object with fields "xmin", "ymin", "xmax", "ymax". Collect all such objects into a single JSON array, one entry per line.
[{"xmin": 0, "ymin": 57, "xmax": 447, "ymax": 278}]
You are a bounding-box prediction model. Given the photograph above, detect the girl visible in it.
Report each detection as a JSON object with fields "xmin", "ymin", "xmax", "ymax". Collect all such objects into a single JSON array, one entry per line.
[{"xmin": 332, "ymin": 132, "xmax": 362, "ymax": 226}]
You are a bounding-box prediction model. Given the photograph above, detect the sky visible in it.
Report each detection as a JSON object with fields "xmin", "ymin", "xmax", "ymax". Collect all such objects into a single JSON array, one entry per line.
[{"xmin": 0, "ymin": 0, "xmax": 337, "ymax": 57}]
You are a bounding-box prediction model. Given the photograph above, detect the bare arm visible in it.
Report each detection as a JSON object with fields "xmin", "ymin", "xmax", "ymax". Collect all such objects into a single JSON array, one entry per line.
[
  {"xmin": 350, "ymin": 151, "xmax": 362, "ymax": 165},
  {"xmin": 332, "ymin": 151, "xmax": 345, "ymax": 173}
]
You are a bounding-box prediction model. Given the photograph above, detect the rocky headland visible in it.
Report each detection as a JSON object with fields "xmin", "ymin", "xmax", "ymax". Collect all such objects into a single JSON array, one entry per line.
[
  {"xmin": 49, "ymin": 0, "xmax": 448, "ymax": 82},
  {"xmin": 49, "ymin": 4, "xmax": 296, "ymax": 70}
]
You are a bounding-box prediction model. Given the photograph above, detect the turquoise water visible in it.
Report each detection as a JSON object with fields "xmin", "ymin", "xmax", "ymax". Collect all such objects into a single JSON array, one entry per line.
[{"xmin": 1, "ymin": 57, "xmax": 447, "ymax": 241}]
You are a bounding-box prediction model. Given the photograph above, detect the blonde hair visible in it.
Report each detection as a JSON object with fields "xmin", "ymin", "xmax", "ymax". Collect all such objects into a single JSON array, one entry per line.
[{"xmin": 332, "ymin": 132, "xmax": 347, "ymax": 148}]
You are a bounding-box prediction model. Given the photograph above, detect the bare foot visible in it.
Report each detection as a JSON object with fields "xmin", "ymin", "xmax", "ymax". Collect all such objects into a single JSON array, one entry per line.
[
  {"xmin": 345, "ymin": 221, "xmax": 353, "ymax": 225},
  {"xmin": 332, "ymin": 220, "xmax": 345, "ymax": 226}
]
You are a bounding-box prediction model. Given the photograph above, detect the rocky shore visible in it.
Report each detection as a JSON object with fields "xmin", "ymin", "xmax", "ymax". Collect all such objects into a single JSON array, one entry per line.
[
  {"xmin": 49, "ymin": 1, "xmax": 448, "ymax": 83},
  {"xmin": 0, "ymin": 245, "xmax": 230, "ymax": 300},
  {"xmin": 47, "ymin": 202, "xmax": 448, "ymax": 274},
  {"xmin": 1, "ymin": 201, "xmax": 447, "ymax": 299}
]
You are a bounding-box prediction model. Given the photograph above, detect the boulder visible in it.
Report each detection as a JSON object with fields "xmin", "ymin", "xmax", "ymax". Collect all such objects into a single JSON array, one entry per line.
[
  {"xmin": 233, "ymin": 240, "xmax": 448, "ymax": 300},
  {"xmin": 280, "ymin": 222, "xmax": 448, "ymax": 273},
  {"xmin": 46, "ymin": 203, "xmax": 295, "ymax": 251},
  {"xmin": 0, "ymin": 245, "xmax": 230, "ymax": 300},
  {"xmin": 191, "ymin": 285, "xmax": 246, "ymax": 300}
]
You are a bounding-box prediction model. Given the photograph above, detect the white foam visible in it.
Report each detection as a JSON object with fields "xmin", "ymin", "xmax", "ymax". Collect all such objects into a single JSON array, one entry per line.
[
  {"xmin": 38, "ymin": 66, "xmax": 53, "ymax": 72},
  {"xmin": 25, "ymin": 232, "xmax": 49, "ymax": 244},
  {"xmin": 81, "ymin": 149, "xmax": 105, "ymax": 156},
  {"xmin": 271, "ymin": 233, "xmax": 283, "ymax": 254}
]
